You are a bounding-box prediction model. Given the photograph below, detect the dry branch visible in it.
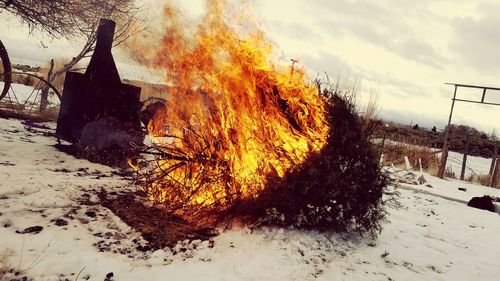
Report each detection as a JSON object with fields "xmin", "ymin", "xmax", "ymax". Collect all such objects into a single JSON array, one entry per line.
[{"xmin": 0, "ymin": 0, "xmax": 140, "ymax": 38}]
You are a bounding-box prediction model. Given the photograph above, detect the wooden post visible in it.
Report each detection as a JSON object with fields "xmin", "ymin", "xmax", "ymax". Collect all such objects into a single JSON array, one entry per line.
[
  {"xmin": 379, "ymin": 133, "xmax": 387, "ymax": 164},
  {"xmin": 39, "ymin": 59, "xmax": 54, "ymax": 112},
  {"xmin": 460, "ymin": 134, "xmax": 470, "ymax": 180},
  {"xmin": 491, "ymin": 156, "xmax": 500, "ymax": 188},
  {"xmin": 438, "ymin": 146, "xmax": 449, "ymax": 178},
  {"xmin": 489, "ymin": 141, "xmax": 498, "ymax": 176}
]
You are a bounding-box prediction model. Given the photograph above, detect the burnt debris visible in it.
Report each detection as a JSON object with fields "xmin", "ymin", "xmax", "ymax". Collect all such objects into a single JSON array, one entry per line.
[{"xmin": 467, "ymin": 196, "xmax": 496, "ymax": 212}]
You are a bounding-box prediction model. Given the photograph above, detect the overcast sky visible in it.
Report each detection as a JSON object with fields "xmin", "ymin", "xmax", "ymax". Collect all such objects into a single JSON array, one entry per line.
[{"xmin": 1, "ymin": 0, "xmax": 499, "ymax": 133}]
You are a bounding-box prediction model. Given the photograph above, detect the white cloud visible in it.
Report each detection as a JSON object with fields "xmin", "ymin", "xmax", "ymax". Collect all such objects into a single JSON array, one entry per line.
[
  {"xmin": 253, "ymin": 0, "xmax": 500, "ymax": 132},
  {"xmin": 0, "ymin": 0, "xmax": 498, "ymax": 132}
]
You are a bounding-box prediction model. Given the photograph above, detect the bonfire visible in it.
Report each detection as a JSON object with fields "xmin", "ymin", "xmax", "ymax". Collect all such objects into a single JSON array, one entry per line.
[
  {"xmin": 129, "ymin": 0, "xmax": 386, "ymax": 233},
  {"xmin": 130, "ymin": 1, "xmax": 327, "ymax": 208}
]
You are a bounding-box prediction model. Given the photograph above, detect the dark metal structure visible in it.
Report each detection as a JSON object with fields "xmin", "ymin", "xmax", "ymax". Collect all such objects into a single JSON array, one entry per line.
[
  {"xmin": 56, "ymin": 19, "xmax": 141, "ymax": 143},
  {"xmin": 0, "ymin": 39, "xmax": 12, "ymax": 101},
  {"xmin": 438, "ymin": 83, "xmax": 500, "ymax": 179}
]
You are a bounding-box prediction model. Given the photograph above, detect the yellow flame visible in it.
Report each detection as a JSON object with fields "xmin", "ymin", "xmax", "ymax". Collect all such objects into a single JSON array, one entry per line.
[{"xmin": 130, "ymin": 0, "xmax": 329, "ymax": 208}]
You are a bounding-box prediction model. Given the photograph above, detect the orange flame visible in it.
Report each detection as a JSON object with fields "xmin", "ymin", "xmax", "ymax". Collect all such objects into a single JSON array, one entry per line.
[{"xmin": 130, "ymin": 0, "xmax": 329, "ymax": 209}]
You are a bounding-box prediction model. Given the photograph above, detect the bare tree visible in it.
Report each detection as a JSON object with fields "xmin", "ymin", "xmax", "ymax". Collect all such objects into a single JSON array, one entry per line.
[
  {"xmin": 0, "ymin": 0, "xmax": 143, "ymax": 111},
  {"xmin": 0, "ymin": 0, "xmax": 140, "ymax": 38}
]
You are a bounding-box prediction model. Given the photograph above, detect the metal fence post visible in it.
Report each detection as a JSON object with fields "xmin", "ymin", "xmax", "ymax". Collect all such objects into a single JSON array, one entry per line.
[
  {"xmin": 460, "ymin": 133, "xmax": 470, "ymax": 180},
  {"xmin": 438, "ymin": 85, "xmax": 457, "ymax": 178},
  {"xmin": 439, "ymin": 83, "xmax": 500, "ymax": 179},
  {"xmin": 489, "ymin": 141, "xmax": 498, "ymax": 176}
]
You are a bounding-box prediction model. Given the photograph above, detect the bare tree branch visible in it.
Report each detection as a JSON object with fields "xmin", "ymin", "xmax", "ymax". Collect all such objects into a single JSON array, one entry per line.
[{"xmin": 0, "ymin": 0, "xmax": 141, "ymax": 39}]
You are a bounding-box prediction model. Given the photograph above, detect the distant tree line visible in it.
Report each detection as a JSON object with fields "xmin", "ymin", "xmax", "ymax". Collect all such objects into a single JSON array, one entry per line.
[{"xmin": 373, "ymin": 121, "xmax": 498, "ymax": 158}]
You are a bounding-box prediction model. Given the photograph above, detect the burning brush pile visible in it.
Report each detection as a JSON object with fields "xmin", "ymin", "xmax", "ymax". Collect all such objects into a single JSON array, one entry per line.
[{"xmin": 129, "ymin": 0, "xmax": 388, "ymax": 235}]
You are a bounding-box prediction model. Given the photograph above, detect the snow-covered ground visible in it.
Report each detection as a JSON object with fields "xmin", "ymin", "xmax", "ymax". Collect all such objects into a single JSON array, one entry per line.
[{"xmin": 1, "ymin": 117, "xmax": 500, "ymax": 281}]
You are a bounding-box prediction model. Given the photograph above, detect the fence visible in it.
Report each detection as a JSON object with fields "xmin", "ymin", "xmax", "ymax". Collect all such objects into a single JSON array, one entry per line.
[
  {"xmin": 444, "ymin": 137, "xmax": 499, "ymax": 187},
  {"xmin": 374, "ymin": 135, "xmax": 500, "ymax": 188}
]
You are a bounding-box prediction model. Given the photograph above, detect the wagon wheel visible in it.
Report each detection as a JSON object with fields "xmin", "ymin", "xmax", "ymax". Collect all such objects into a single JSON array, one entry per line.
[
  {"xmin": 0, "ymin": 72, "xmax": 62, "ymax": 121},
  {"xmin": 0, "ymin": 39, "xmax": 12, "ymax": 101}
]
